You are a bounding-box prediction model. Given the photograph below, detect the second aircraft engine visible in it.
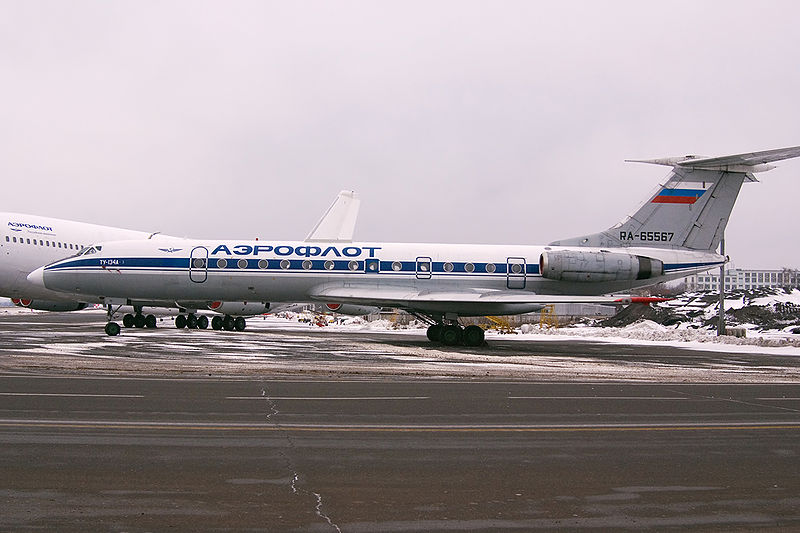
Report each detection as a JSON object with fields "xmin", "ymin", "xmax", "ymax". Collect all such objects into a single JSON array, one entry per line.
[
  {"xmin": 539, "ymin": 251, "xmax": 663, "ymax": 282},
  {"xmin": 11, "ymin": 298, "xmax": 87, "ymax": 312},
  {"xmin": 325, "ymin": 303, "xmax": 380, "ymax": 316},
  {"xmin": 207, "ymin": 301, "xmax": 270, "ymax": 316}
]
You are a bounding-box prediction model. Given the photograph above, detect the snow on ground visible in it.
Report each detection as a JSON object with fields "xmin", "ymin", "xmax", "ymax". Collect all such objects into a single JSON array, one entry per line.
[
  {"xmin": 511, "ymin": 322, "xmax": 800, "ymax": 355},
  {"xmin": 268, "ymin": 312, "xmax": 800, "ymax": 355},
  {"xmin": 4, "ymin": 309, "xmax": 800, "ymax": 382},
  {"xmin": 3, "ymin": 292, "xmax": 800, "ymax": 357}
]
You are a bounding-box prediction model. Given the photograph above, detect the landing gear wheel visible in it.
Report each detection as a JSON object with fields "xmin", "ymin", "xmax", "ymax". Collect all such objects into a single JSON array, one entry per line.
[
  {"xmin": 145, "ymin": 314, "xmax": 157, "ymax": 329},
  {"xmin": 186, "ymin": 314, "xmax": 198, "ymax": 329},
  {"xmin": 222, "ymin": 315, "xmax": 235, "ymax": 331},
  {"xmin": 426, "ymin": 324, "xmax": 443, "ymax": 342},
  {"xmin": 211, "ymin": 316, "xmax": 223, "ymax": 330},
  {"xmin": 197, "ymin": 315, "xmax": 209, "ymax": 329},
  {"xmin": 134, "ymin": 313, "xmax": 146, "ymax": 328},
  {"xmin": 105, "ymin": 322, "xmax": 121, "ymax": 336},
  {"xmin": 175, "ymin": 314, "xmax": 187, "ymax": 329},
  {"xmin": 463, "ymin": 325, "xmax": 485, "ymax": 347},
  {"xmin": 122, "ymin": 314, "xmax": 134, "ymax": 328},
  {"xmin": 440, "ymin": 325, "xmax": 463, "ymax": 346},
  {"xmin": 234, "ymin": 317, "xmax": 247, "ymax": 332}
]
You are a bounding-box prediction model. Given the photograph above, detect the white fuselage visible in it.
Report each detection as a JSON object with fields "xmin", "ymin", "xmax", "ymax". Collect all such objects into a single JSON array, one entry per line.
[
  {"xmin": 0, "ymin": 212, "xmax": 160, "ymax": 303},
  {"xmin": 35, "ymin": 237, "xmax": 724, "ymax": 316}
]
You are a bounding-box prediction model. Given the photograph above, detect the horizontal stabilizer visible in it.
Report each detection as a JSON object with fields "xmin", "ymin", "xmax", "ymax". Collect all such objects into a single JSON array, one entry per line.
[{"xmin": 627, "ymin": 144, "xmax": 800, "ymax": 174}]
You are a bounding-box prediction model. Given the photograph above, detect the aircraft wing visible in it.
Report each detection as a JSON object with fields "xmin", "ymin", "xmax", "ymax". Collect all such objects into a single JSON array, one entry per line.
[{"xmin": 309, "ymin": 284, "xmax": 640, "ymax": 315}]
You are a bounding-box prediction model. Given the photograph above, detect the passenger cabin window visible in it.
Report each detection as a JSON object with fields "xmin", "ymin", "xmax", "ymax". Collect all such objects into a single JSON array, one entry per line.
[
  {"xmin": 12, "ymin": 237, "xmax": 17, "ymax": 243},
  {"xmin": 26, "ymin": 238, "xmax": 31, "ymax": 244},
  {"xmin": 4, "ymin": 236, "xmax": 8, "ymax": 242}
]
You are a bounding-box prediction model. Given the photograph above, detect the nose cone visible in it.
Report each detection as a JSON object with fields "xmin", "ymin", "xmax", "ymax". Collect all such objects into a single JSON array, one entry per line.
[{"xmin": 27, "ymin": 267, "xmax": 46, "ymax": 288}]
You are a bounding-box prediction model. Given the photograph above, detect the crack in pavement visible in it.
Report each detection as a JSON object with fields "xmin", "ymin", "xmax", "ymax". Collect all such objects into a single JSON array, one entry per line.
[{"xmin": 262, "ymin": 384, "xmax": 342, "ymax": 532}]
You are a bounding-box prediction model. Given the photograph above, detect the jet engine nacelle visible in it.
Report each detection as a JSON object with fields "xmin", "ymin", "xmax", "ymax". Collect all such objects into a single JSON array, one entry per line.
[
  {"xmin": 539, "ymin": 251, "xmax": 663, "ymax": 282},
  {"xmin": 325, "ymin": 303, "xmax": 380, "ymax": 316},
  {"xmin": 207, "ymin": 301, "xmax": 270, "ymax": 316},
  {"xmin": 11, "ymin": 298, "xmax": 88, "ymax": 312}
]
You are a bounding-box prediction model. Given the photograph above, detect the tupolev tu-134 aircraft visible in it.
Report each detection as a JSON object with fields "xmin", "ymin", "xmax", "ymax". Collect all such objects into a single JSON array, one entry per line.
[{"xmin": 30, "ymin": 145, "xmax": 800, "ymax": 345}]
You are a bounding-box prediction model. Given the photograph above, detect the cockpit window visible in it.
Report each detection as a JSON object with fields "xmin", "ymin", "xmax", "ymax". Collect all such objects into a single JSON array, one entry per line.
[{"xmin": 78, "ymin": 246, "xmax": 97, "ymax": 256}]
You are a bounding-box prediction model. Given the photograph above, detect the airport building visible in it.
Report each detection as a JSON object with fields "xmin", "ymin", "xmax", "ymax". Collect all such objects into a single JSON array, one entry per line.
[{"xmin": 684, "ymin": 268, "xmax": 800, "ymax": 292}]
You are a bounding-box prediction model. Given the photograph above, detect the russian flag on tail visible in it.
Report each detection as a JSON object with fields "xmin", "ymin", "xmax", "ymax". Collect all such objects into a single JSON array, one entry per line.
[{"xmin": 651, "ymin": 187, "xmax": 706, "ymax": 204}]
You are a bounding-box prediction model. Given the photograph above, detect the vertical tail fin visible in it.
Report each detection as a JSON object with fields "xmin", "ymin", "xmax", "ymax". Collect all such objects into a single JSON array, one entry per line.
[
  {"xmin": 550, "ymin": 146, "xmax": 800, "ymax": 252},
  {"xmin": 304, "ymin": 190, "xmax": 360, "ymax": 243}
]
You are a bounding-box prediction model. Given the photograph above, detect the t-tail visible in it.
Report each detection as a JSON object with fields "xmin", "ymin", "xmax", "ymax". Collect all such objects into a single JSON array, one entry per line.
[{"xmin": 550, "ymin": 145, "xmax": 800, "ymax": 251}]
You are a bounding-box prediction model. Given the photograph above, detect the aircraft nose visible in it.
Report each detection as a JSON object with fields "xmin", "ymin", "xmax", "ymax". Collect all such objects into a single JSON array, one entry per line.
[{"xmin": 27, "ymin": 267, "xmax": 45, "ymax": 288}]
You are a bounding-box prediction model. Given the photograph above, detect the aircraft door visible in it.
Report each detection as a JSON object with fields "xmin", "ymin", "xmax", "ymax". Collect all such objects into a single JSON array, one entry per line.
[
  {"xmin": 506, "ymin": 257, "xmax": 526, "ymax": 289},
  {"xmin": 189, "ymin": 246, "xmax": 208, "ymax": 283},
  {"xmin": 416, "ymin": 257, "xmax": 432, "ymax": 279}
]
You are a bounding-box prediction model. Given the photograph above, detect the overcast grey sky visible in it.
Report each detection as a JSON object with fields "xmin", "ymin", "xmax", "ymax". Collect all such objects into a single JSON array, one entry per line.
[{"xmin": 2, "ymin": 1, "xmax": 799, "ymax": 269}]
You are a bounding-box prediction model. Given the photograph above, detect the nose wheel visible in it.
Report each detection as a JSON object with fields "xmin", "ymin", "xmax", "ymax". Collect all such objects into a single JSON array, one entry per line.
[{"xmin": 104, "ymin": 322, "xmax": 121, "ymax": 336}]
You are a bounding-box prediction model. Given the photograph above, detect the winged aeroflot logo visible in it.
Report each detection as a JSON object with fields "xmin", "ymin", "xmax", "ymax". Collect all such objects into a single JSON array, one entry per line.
[{"xmin": 158, "ymin": 247, "xmax": 183, "ymax": 253}]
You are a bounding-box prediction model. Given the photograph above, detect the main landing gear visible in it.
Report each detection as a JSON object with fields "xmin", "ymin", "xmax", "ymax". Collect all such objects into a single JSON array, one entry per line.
[
  {"xmin": 175, "ymin": 313, "xmax": 209, "ymax": 329},
  {"xmin": 176, "ymin": 314, "xmax": 246, "ymax": 332},
  {"xmin": 122, "ymin": 312, "xmax": 157, "ymax": 329},
  {"xmin": 414, "ymin": 313, "xmax": 485, "ymax": 347},
  {"xmin": 102, "ymin": 306, "xmax": 249, "ymax": 337},
  {"xmin": 105, "ymin": 305, "xmax": 157, "ymax": 336}
]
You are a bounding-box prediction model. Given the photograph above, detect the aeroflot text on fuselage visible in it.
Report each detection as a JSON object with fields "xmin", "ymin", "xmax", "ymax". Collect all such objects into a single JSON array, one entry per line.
[
  {"xmin": 209, "ymin": 244, "xmax": 382, "ymax": 258},
  {"xmin": 8, "ymin": 221, "xmax": 54, "ymax": 232}
]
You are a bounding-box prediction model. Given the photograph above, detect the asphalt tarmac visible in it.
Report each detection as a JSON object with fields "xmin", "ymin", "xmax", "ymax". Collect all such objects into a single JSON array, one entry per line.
[
  {"xmin": 2, "ymin": 375, "xmax": 800, "ymax": 532},
  {"xmin": 1, "ymin": 309, "xmax": 799, "ymax": 382},
  {"xmin": 1, "ymin": 311, "xmax": 800, "ymax": 531}
]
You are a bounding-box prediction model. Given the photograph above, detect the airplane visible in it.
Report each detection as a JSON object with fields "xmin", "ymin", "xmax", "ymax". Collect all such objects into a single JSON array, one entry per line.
[
  {"xmin": 29, "ymin": 145, "xmax": 800, "ymax": 345},
  {"xmin": 3, "ymin": 190, "xmax": 369, "ymax": 330},
  {"xmin": 0, "ymin": 212, "xmax": 169, "ymax": 312}
]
